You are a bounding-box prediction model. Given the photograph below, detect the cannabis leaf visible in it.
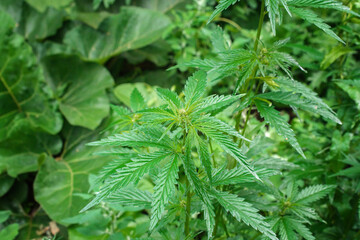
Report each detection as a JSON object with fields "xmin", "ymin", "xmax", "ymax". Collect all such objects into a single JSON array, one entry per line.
[{"xmin": 255, "ymin": 100, "xmax": 305, "ymax": 158}]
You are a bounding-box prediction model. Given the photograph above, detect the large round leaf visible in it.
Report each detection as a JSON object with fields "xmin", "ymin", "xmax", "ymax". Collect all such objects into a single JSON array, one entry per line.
[
  {"xmin": 42, "ymin": 55, "xmax": 114, "ymax": 130},
  {"xmin": 18, "ymin": 3, "xmax": 65, "ymax": 41},
  {"xmin": 25, "ymin": 0, "xmax": 72, "ymax": 12},
  {"xmin": 64, "ymin": 6, "xmax": 171, "ymax": 63},
  {"xmin": 34, "ymin": 126, "xmax": 112, "ymax": 223},
  {"xmin": 0, "ymin": 130, "xmax": 62, "ymax": 177},
  {"xmin": 0, "ymin": 11, "xmax": 63, "ymax": 140}
]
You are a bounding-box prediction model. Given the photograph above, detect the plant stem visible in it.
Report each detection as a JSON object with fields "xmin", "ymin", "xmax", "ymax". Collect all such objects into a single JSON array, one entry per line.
[
  {"xmin": 254, "ymin": 0, "xmax": 265, "ymax": 52},
  {"xmin": 236, "ymin": 0, "xmax": 265, "ymax": 146},
  {"xmin": 184, "ymin": 178, "xmax": 191, "ymax": 236}
]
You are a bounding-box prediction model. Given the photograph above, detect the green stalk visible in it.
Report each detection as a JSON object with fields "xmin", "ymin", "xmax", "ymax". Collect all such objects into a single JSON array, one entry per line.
[
  {"xmin": 184, "ymin": 178, "xmax": 191, "ymax": 236},
  {"xmin": 235, "ymin": 0, "xmax": 265, "ymax": 146},
  {"xmin": 254, "ymin": 0, "xmax": 266, "ymax": 52}
]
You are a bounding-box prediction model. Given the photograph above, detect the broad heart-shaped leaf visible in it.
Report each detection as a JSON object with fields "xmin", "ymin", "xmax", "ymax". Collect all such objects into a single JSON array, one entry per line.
[
  {"xmin": 64, "ymin": 7, "xmax": 171, "ymax": 63},
  {"xmin": 34, "ymin": 125, "xmax": 113, "ymax": 224},
  {"xmin": 42, "ymin": 55, "xmax": 114, "ymax": 130},
  {"xmin": 25, "ymin": 0, "xmax": 72, "ymax": 12},
  {"xmin": 0, "ymin": 129, "xmax": 62, "ymax": 177},
  {"xmin": 133, "ymin": 0, "xmax": 188, "ymax": 13},
  {"xmin": 0, "ymin": 11, "xmax": 63, "ymax": 141},
  {"xmin": 17, "ymin": 3, "xmax": 65, "ymax": 41}
]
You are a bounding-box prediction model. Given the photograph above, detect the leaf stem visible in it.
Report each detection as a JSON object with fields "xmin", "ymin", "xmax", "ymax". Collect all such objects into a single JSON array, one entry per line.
[
  {"xmin": 184, "ymin": 178, "xmax": 191, "ymax": 236},
  {"xmin": 254, "ymin": 0, "xmax": 266, "ymax": 52},
  {"xmin": 0, "ymin": 72, "xmax": 22, "ymax": 112}
]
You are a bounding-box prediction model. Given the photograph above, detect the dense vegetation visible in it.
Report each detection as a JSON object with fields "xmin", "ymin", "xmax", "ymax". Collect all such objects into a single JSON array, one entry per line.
[{"xmin": 0, "ymin": 0, "xmax": 359, "ymax": 239}]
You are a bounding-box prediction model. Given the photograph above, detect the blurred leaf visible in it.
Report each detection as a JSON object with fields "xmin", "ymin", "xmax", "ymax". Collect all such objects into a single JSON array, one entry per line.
[
  {"xmin": 114, "ymin": 82, "xmax": 157, "ymax": 108},
  {"xmin": 0, "ymin": 223, "xmax": 18, "ymax": 240},
  {"xmin": 64, "ymin": 7, "xmax": 171, "ymax": 63},
  {"xmin": 0, "ymin": 175, "xmax": 14, "ymax": 197},
  {"xmin": 0, "ymin": 210, "xmax": 11, "ymax": 223},
  {"xmin": 18, "ymin": 4, "xmax": 65, "ymax": 41},
  {"xmin": 34, "ymin": 126, "xmax": 113, "ymax": 223},
  {"xmin": 0, "ymin": 11, "xmax": 63, "ymax": 140},
  {"xmin": 25, "ymin": 0, "xmax": 73, "ymax": 12},
  {"xmin": 321, "ymin": 46, "xmax": 354, "ymax": 69},
  {"xmin": 42, "ymin": 55, "xmax": 114, "ymax": 130},
  {"xmin": 134, "ymin": 0, "xmax": 189, "ymax": 13},
  {"xmin": 0, "ymin": 131, "xmax": 62, "ymax": 177},
  {"xmin": 336, "ymin": 80, "xmax": 360, "ymax": 110}
]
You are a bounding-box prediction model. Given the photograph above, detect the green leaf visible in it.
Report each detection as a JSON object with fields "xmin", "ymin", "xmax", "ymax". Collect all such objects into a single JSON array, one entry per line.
[
  {"xmin": 257, "ymin": 91, "xmax": 341, "ymax": 124},
  {"xmin": 294, "ymin": 184, "xmax": 335, "ymax": 205},
  {"xmin": 336, "ymin": 80, "xmax": 360, "ymax": 110},
  {"xmin": 199, "ymin": 126, "xmax": 260, "ymax": 180},
  {"xmin": 212, "ymin": 190, "xmax": 278, "ymax": 240},
  {"xmin": 184, "ymin": 71, "xmax": 207, "ymax": 107},
  {"xmin": 0, "ymin": 11, "xmax": 62, "ymax": 140},
  {"xmin": 255, "ymin": 100, "xmax": 305, "ymax": 158},
  {"xmin": 25, "ymin": 0, "xmax": 72, "ymax": 12},
  {"xmin": 266, "ymin": 0, "xmax": 281, "ymax": 35},
  {"xmin": 321, "ymin": 46, "xmax": 354, "ymax": 69},
  {"xmin": 0, "ymin": 223, "xmax": 19, "ymax": 240},
  {"xmin": 0, "ymin": 175, "xmax": 14, "ymax": 197},
  {"xmin": 212, "ymin": 167, "xmax": 279, "ymax": 186},
  {"xmin": 130, "ymin": 88, "xmax": 146, "ymax": 112},
  {"xmin": 0, "ymin": 210, "xmax": 11, "ymax": 223},
  {"xmin": 135, "ymin": 0, "xmax": 188, "ymax": 13},
  {"xmin": 150, "ymin": 155, "xmax": 179, "ymax": 230},
  {"xmin": 279, "ymin": 217, "xmax": 297, "ymax": 240},
  {"xmin": 195, "ymin": 116, "xmax": 250, "ymax": 142},
  {"xmin": 18, "ymin": 4, "xmax": 65, "ymax": 41},
  {"xmin": 0, "ymin": 130, "xmax": 62, "ymax": 177},
  {"xmin": 196, "ymin": 95, "xmax": 242, "ymax": 115},
  {"xmin": 34, "ymin": 126, "xmax": 113, "ymax": 223},
  {"xmin": 64, "ymin": 7, "xmax": 171, "ymax": 63},
  {"xmin": 82, "ymin": 151, "xmax": 170, "ymax": 212},
  {"xmin": 210, "ymin": 26, "xmax": 229, "ymax": 53},
  {"xmin": 106, "ymin": 188, "xmax": 152, "ymax": 209},
  {"xmin": 114, "ymin": 82, "xmax": 157, "ymax": 108},
  {"xmin": 88, "ymin": 130, "xmax": 173, "ymax": 150},
  {"xmin": 42, "ymin": 55, "xmax": 114, "ymax": 130},
  {"xmin": 156, "ymin": 88, "xmax": 183, "ymax": 111},
  {"xmin": 208, "ymin": 0, "xmax": 240, "ymax": 24},
  {"xmin": 288, "ymin": 0, "xmax": 360, "ymax": 17},
  {"xmin": 195, "ymin": 133, "xmax": 213, "ymax": 183},
  {"xmin": 289, "ymin": 7, "xmax": 344, "ymax": 43}
]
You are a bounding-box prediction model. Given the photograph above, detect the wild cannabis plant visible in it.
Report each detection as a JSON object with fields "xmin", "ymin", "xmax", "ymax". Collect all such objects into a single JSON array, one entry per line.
[{"xmin": 83, "ymin": 0, "xmax": 358, "ymax": 239}]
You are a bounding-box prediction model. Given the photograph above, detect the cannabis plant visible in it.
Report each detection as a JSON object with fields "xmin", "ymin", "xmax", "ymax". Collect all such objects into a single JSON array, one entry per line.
[{"xmin": 83, "ymin": 0, "xmax": 358, "ymax": 239}]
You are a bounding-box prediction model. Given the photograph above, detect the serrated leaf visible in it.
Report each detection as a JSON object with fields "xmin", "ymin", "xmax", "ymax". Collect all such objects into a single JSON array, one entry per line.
[
  {"xmin": 294, "ymin": 185, "xmax": 335, "ymax": 205},
  {"xmin": 207, "ymin": 0, "xmax": 240, "ymax": 24},
  {"xmin": 257, "ymin": 91, "xmax": 341, "ymax": 124},
  {"xmin": 255, "ymin": 100, "xmax": 305, "ymax": 158},
  {"xmin": 196, "ymin": 95, "xmax": 242, "ymax": 115},
  {"xmin": 211, "ymin": 190, "xmax": 278, "ymax": 240},
  {"xmin": 156, "ymin": 88, "xmax": 183, "ymax": 111},
  {"xmin": 81, "ymin": 151, "xmax": 170, "ymax": 212},
  {"xmin": 150, "ymin": 155, "xmax": 179, "ymax": 230},
  {"xmin": 106, "ymin": 188, "xmax": 152, "ymax": 209},
  {"xmin": 194, "ymin": 133, "xmax": 213, "ymax": 183},
  {"xmin": 212, "ymin": 167, "xmax": 279, "ymax": 186},
  {"xmin": 130, "ymin": 88, "xmax": 146, "ymax": 112},
  {"xmin": 289, "ymin": 7, "xmax": 344, "ymax": 43},
  {"xmin": 199, "ymin": 126, "xmax": 260, "ymax": 180},
  {"xmin": 184, "ymin": 71, "xmax": 207, "ymax": 107}
]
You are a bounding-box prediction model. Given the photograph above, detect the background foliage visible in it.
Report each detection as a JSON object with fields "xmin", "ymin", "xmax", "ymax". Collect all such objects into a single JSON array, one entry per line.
[{"xmin": 0, "ymin": 0, "xmax": 359, "ymax": 239}]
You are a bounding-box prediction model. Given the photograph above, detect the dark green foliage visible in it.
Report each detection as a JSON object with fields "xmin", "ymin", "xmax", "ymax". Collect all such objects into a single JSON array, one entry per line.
[{"xmin": 0, "ymin": 0, "xmax": 359, "ymax": 239}]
